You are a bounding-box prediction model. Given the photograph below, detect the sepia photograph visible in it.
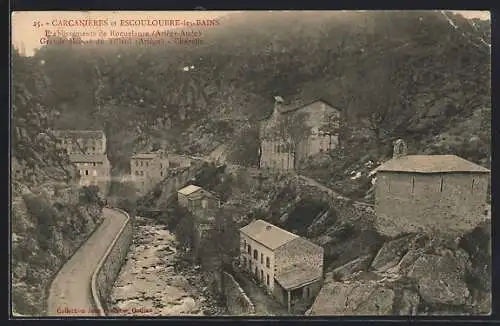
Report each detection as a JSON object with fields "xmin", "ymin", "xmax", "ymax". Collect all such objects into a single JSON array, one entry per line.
[{"xmin": 10, "ymin": 10, "xmax": 491, "ymax": 317}]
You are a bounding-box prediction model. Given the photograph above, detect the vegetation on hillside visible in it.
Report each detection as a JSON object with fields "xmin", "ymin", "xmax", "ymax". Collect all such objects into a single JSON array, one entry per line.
[
  {"xmin": 11, "ymin": 50, "xmax": 104, "ymax": 316},
  {"xmin": 12, "ymin": 10, "xmax": 491, "ymax": 316}
]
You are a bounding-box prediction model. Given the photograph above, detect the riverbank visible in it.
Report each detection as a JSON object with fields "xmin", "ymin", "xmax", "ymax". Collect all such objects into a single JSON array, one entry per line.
[{"xmin": 108, "ymin": 216, "xmax": 227, "ymax": 316}]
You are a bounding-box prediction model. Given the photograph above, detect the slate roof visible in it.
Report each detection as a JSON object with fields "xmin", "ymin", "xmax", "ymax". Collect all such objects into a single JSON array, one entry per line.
[
  {"xmin": 177, "ymin": 184, "xmax": 202, "ymax": 196},
  {"xmin": 374, "ymin": 155, "xmax": 490, "ymax": 174},
  {"xmin": 275, "ymin": 262, "xmax": 323, "ymax": 290},
  {"xmin": 69, "ymin": 153, "xmax": 109, "ymax": 164},
  {"xmin": 239, "ymin": 220, "xmax": 298, "ymax": 250}
]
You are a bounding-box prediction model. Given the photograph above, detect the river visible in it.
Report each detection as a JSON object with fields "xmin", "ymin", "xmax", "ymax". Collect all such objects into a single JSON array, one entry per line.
[{"xmin": 108, "ymin": 216, "xmax": 227, "ymax": 316}]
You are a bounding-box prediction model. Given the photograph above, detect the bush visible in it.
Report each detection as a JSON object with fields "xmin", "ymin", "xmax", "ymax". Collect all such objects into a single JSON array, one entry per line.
[
  {"xmin": 79, "ymin": 185, "xmax": 101, "ymax": 205},
  {"xmin": 23, "ymin": 195, "xmax": 58, "ymax": 251}
]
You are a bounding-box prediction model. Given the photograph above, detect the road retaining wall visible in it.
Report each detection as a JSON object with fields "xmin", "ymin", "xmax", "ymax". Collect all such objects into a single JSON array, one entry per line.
[
  {"xmin": 91, "ymin": 208, "xmax": 133, "ymax": 316},
  {"xmin": 222, "ymin": 271, "xmax": 256, "ymax": 315}
]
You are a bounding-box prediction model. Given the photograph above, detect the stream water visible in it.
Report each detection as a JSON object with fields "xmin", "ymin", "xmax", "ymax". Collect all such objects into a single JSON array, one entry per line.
[{"xmin": 108, "ymin": 216, "xmax": 227, "ymax": 316}]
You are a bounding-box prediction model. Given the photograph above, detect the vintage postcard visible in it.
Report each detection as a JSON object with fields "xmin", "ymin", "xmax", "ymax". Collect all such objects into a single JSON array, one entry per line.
[{"xmin": 11, "ymin": 10, "xmax": 491, "ymax": 317}]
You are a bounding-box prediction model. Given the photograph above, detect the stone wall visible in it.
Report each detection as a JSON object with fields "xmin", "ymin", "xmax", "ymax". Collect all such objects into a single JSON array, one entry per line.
[
  {"xmin": 375, "ymin": 172, "xmax": 490, "ymax": 237},
  {"xmin": 222, "ymin": 271, "xmax": 256, "ymax": 315},
  {"xmin": 91, "ymin": 208, "xmax": 133, "ymax": 315}
]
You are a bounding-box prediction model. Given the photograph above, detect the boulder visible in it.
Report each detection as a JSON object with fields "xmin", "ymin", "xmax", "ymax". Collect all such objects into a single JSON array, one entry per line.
[
  {"xmin": 409, "ymin": 254, "xmax": 470, "ymax": 306},
  {"xmin": 309, "ymin": 281, "xmax": 395, "ymax": 315},
  {"xmin": 332, "ymin": 254, "xmax": 373, "ymax": 281},
  {"xmin": 371, "ymin": 235, "xmax": 413, "ymax": 272},
  {"xmin": 396, "ymin": 249, "xmax": 425, "ymax": 275},
  {"xmin": 395, "ymin": 290, "xmax": 420, "ymax": 315}
]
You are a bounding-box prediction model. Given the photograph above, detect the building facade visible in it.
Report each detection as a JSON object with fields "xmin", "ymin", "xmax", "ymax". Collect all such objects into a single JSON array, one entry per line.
[
  {"xmin": 69, "ymin": 153, "xmax": 111, "ymax": 196},
  {"xmin": 259, "ymin": 97, "xmax": 341, "ymax": 171},
  {"xmin": 130, "ymin": 150, "xmax": 169, "ymax": 196},
  {"xmin": 53, "ymin": 130, "xmax": 110, "ymax": 196},
  {"xmin": 239, "ymin": 219, "xmax": 324, "ymax": 312},
  {"xmin": 53, "ymin": 130, "xmax": 107, "ymax": 155},
  {"xmin": 177, "ymin": 184, "xmax": 220, "ymax": 214},
  {"xmin": 373, "ymin": 140, "xmax": 491, "ymax": 237}
]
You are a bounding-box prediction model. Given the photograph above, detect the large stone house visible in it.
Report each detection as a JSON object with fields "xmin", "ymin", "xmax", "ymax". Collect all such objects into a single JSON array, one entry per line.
[
  {"xmin": 130, "ymin": 150, "xmax": 169, "ymax": 196},
  {"xmin": 259, "ymin": 96, "xmax": 341, "ymax": 171},
  {"xmin": 69, "ymin": 153, "xmax": 111, "ymax": 196},
  {"xmin": 53, "ymin": 130, "xmax": 107, "ymax": 155},
  {"xmin": 373, "ymin": 139, "xmax": 491, "ymax": 237},
  {"xmin": 239, "ymin": 219, "xmax": 324, "ymax": 312},
  {"xmin": 53, "ymin": 130, "xmax": 110, "ymax": 196}
]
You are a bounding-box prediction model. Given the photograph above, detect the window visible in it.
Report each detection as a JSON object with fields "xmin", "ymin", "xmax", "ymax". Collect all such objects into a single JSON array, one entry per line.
[
  {"xmin": 135, "ymin": 171, "xmax": 139, "ymax": 176},
  {"xmin": 146, "ymin": 161, "xmax": 149, "ymax": 167},
  {"xmin": 261, "ymin": 253, "xmax": 263, "ymax": 264},
  {"xmin": 160, "ymin": 171, "xmax": 163, "ymax": 177},
  {"xmin": 266, "ymin": 257, "xmax": 270, "ymax": 268},
  {"xmin": 472, "ymin": 177, "xmax": 476, "ymax": 193},
  {"xmin": 253, "ymin": 249, "xmax": 258, "ymax": 260},
  {"xmin": 266, "ymin": 274, "xmax": 270, "ymax": 285},
  {"xmin": 248, "ymin": 245, "xmax": 251, "ymax": 254},
  {"xmin": 140, "ymin": 171, "xmax": 144, "ymax": 176},
  {"xmin": 411, "ymin": 176, "xmax": 415, "ymax": 193},
  {"xmin": 440, "ymin": 176, "xmax": 444, "ymax": 192},
  {"xmin": 306, "ymin": 287, "xmax": 310, "ymax": 298},
  {"xmin": 85, "ymin": 170, "xmax": 89, "ymax": 176},
  {"xmin": 92, "ymin": 147, "xmax": 95, "ymax": 151},
  {"xmin": 260, "ymin": 270, "xmax": 264, "ymax": 281},
  {"xmin": 140, "ymin": 161, "xmax": 143, "ymax": 167},
  {"xmin": 135, "ymin": 161, "xmax": 139, "ymax": 167}
]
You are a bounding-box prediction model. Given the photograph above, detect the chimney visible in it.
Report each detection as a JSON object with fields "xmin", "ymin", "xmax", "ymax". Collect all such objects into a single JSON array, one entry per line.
[
  {"xmin": 273, "ymin": 96, "xmax": 284, "ymax": 116},
  {"xmin": 393, "ymin": 139, "xmax": 408, "ymax": 159}
]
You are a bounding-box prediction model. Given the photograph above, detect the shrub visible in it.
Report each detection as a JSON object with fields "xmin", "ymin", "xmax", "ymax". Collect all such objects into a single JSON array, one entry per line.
[
  {"xmin": 23, "ymin": 195, "xmax": 58, "ymax": 251},
  {"xmin": 78, "ymin": 185, "xmax": 101, "ymax": 205}
]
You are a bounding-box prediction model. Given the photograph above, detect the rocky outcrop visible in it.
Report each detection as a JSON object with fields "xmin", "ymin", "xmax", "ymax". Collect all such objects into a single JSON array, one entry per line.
[{"xmin": 309, "ymin": 221, "xmax": 491, "ymax": 316}]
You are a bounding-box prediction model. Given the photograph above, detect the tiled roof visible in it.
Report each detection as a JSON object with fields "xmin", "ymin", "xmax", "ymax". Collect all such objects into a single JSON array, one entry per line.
[
  {"xmin": 69, "ymin": 153, "xmax": 109, "ymax": 163},
  {"xmin": 177, "ymin": 184, "xmax": 202, "ymax": 196},
  {"xmin": 240, "ymin": 220, "xmax": 298, "ymax": 250},
  {"xmin": 260, "ymin": 97, "xmax": 341, "ymax": 121},
  {"xmin": 278, "ymin": 98, "xmax": 339, "ymax": 114},
  {"xmin": 374, "ymin": 155, "xmax": 490, "ymax": 174},
  {"xmin": 53, "ymin": 130, "xmax": 105, "ymax": 139},
  {"xmin": 131, "ymin": 153, "xmax": 159, "ymax": 159},
  {"xmin": 275, "ymin": 262, "xmax": 322, "ymax": 290}
]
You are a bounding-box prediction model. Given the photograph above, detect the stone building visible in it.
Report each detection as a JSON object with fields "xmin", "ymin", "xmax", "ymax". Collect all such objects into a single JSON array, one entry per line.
[
  {"xmin": 69, "ymin": 153, "xmax": 111, "ymax": 196},
  {"xmin": 239, "ymin": 219, "xmax": 324, "ymax": 313},
  {"xmin": 53, "ymin": 130, "xmax": 110, "ymax": 196},
  {"xmin": 130, "ymin": 150, "xmax": 169, "ymax": 196},
  {"xmin": 177, "ymin": 184, "xmax": 220, "ymax": 214},
  {"xmin": 259, "ymin": 96, "xmax": 341, "ymax": 171},
  {"xmin": 53, "ymin": 130, "xmax": 107, "ymax": 155},
  {"xmin": 373, "ymin": 139, "xmax": 491, "ymax": 237}
]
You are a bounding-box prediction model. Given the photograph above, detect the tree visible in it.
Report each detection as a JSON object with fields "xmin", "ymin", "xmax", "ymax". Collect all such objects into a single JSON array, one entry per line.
[
  {"xmin": 174, "ymin": 209, "xmax": 196, "ymax": 251},
  {"xmin": 198, "ymin": 208, "xmax": 239, "ymax": 292}
]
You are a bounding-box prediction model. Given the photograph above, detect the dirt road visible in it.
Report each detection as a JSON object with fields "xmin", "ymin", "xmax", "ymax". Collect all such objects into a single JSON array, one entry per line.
[{"xmin": 46, "ymin": 208, "xmax": 128, "ymax": 317}]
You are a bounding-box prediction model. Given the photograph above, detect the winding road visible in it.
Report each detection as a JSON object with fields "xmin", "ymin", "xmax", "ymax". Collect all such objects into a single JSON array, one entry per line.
[{"xmin": 47, "ymin": 208, "xmax": 128, "ymax": 317}]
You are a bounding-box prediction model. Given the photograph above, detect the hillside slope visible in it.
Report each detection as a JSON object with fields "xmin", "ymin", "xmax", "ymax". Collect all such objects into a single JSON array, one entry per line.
[
  {"xmin": 11, "ymin": 51, "xmax": 104, "ymax": 316},
  {"xmin": 29, "ymin": 11, "xmax": 490, "ymax": 179}
]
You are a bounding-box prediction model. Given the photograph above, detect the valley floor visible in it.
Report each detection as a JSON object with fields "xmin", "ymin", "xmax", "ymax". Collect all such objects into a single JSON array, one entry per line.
[{"xmin": 108, "ymin": 216, "xmax": 227, "ymax": 316}]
